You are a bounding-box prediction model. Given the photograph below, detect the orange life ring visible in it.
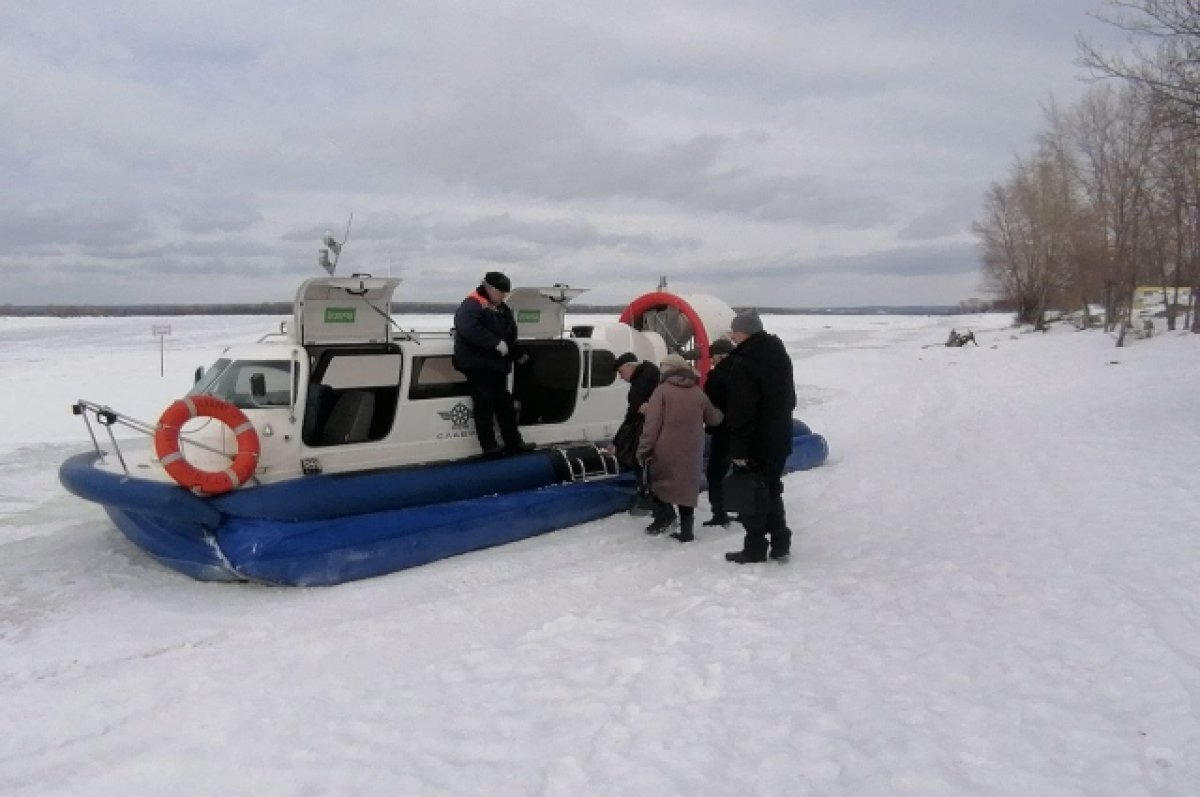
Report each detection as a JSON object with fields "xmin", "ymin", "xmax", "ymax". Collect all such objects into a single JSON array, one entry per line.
[{"xmin": 154, "ymin": 395, "xmax": 260, "ymax": 495}]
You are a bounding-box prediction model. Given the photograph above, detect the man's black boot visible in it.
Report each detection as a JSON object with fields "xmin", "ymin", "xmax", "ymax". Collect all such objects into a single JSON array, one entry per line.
[
  {"xmin": 702, "ymin": 512, "xmax": 730, "ymax": 527},
  {"xmin": 769, "ymin": 528, "xmax": 792, "ymax": 559},
  {"xmin": 725, "ymin": 535, "xmax": 768, "ymax": 563}
]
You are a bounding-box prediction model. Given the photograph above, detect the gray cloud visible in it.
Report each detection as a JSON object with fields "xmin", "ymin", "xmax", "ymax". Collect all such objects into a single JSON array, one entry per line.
[
  {"xmin": 0, "ymin": 201, "xmax": 152, "ymax": 249},
  {"xmin": 812, "ymin": 244, "xmax": 980, "ymax": 279},
  {"xmin": 2, "ymin": 0, "xmax": 1118, "ymax": 306},
  {"xmin": 176, "ymin": 201, "xmax": 262, "ymax": 236},
  {"xmin": 671, "ymin": 241, "xmax": 977, "ymax": 285},
  {"xmin": 435, "ymin": 214, "xmax": 699, "ymax": 254}
]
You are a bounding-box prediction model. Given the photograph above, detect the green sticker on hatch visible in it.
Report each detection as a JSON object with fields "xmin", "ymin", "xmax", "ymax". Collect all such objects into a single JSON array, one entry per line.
[
  {"xmin": 517, "ymin": 309, "xmax": 541, "ymax": 323},
  {"xmin": 325, "ymin": 307, "xmax": 356, "ymax": 323}
]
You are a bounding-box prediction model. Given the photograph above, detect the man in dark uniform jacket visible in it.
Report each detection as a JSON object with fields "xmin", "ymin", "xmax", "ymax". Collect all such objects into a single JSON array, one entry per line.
[
  {"xmin": 722, "ymin": 311, "xmax": 797, "ymax": 563},
  {"xmin": 453, "ymin": 271, "xmax": 533, "ymax": 456},
  {"xmin": 702, "ymin": 337, "xmax": 736, "ymax": 527}
]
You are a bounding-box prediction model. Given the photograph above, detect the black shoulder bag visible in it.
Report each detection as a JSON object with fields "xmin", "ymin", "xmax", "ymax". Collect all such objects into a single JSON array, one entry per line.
[
  {"xmin": 723, "ymin": 465, "xmax": 768, "ymax": 515},
  {"xmin": 611, "ymin": 416, "xmax": 643, "ymax": 470}
]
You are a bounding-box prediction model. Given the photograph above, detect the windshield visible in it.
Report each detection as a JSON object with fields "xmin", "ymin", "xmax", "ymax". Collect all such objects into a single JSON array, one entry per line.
[{"xmin": 189, "ymin": 358, "xmax": 292, "ymax": 409}]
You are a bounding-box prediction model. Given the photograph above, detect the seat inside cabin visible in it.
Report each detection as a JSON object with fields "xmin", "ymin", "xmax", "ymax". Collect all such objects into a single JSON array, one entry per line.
[{"xmin": 319, "ymin": 390, "xmax": 376, "ymax": 445}]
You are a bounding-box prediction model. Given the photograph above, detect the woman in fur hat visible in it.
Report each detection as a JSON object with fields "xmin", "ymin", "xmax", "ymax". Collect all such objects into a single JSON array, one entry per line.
[{"xmin": 636, "ymin": 354, "xmax": 723, "ymax": 541}]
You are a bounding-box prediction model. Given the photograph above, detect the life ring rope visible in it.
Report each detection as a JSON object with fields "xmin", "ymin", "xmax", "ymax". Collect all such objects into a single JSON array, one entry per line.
[{"xmin": 154, "ymin": 395, "xmax": 260, "ymax": 496}]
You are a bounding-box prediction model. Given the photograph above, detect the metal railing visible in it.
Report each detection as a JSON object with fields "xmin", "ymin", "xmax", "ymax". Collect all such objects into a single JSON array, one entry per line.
[
  {"xmin": 553, "ymin": 443, "xmax": 621, "ymax": 483},
  {"xmin": 71, "ymin": 399, "xmax": 230, "ymax": 476}
]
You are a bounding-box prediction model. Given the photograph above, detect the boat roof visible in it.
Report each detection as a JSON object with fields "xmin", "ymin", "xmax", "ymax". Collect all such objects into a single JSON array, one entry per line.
[{"xmin": 290, "ymin": 275, "xmax": 591, "ymax": 346}]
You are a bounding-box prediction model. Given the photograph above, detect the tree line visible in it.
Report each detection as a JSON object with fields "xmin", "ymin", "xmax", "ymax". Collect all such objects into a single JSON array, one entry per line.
[{"xmin": 973, "ymin": 0, "xmax": 1200, "ymax": 342}]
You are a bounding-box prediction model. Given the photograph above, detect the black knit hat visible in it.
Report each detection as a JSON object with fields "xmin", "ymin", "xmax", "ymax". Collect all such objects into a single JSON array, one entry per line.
[
  {"xmin": 483, "ymin": 271, "xmax": 512, "ymax": 292},
  {"xmin": 709, "ymin": 338, "xmax": 734, "ymax": 356},
  {"xmin": 613, "ymin": 352, "xmax": 638, "ymax": 371},
  {"xmin": 731, "ymin": 310, "xmax": 763, "ymax": 335}
]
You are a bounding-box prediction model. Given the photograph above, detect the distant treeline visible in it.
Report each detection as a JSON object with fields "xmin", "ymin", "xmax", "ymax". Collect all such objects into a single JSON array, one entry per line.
[{"xmin": 1, "ymin": 302, "xmax": 975, "ymax": 318}]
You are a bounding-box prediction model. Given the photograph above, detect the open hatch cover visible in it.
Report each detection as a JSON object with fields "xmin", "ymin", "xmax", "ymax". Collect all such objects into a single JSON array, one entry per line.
[
  {"xmin": 293, "ymin": 275, "xmax": 402, "ymax": 346},
  {"xmin": 506, "ymin": 285, "xmax": 588, "ymax": 340}
]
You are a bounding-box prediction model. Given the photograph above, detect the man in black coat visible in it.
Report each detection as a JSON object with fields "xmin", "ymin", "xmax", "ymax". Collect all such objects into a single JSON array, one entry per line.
[
  {"xmin": 453, "ymin": 271, "xmax": 533, "ymax": 456},
  {"xmin": 609, "ymin": 352, "xmax": 660, "ymax": 469},
  {"xmin": 617, "ymin": 353, "xmax": 661, "ymax": 426},
  {"xmin": 702, "ymin": 337, "xmax": 736, "ymax": 527},
  {"xmin": 608, "ymin": 352, "xmax": 661, "ymax": 517},
  {"xmin": 722, "ymin": 310, "xmax": 797, "ymax": 563}
]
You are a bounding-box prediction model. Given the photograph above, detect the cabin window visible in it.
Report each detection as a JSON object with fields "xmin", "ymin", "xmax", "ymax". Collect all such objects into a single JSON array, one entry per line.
[
  {"xmin": 587, "ymin": 350, "xmax": 618, "ymax": 388},
  {"xmin": 190, "ymin": 359, "xmax": 292, "ymax": 408},
  {"xmin": 193, "ymin": 358, "xmax": 231, "ymax": 395},
  {"xmin": 321, "ymin": 352, "xmax": 402, "ymax": 388},
  {"xmin": 409, "ymin": 356, "xmax": 471, "ymax": 400}
]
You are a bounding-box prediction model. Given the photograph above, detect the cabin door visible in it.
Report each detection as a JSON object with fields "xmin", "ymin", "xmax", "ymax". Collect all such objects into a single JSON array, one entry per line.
[{"xmin": 512, "ymin": 339, "xmax": 581, "ymax": 425}]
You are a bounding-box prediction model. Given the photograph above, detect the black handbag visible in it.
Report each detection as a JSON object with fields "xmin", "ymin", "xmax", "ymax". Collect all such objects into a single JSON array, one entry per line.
[
  {"xmin": 723, "ymin": 466, "xmax": 768, "ymax": 515},
  {"xmin": 611, "ymin": 416, "xmax": 643, "ymax": 470},
  {"xmin": 629, "ymin": 460, "xmax": 657, "ymax": 516}
]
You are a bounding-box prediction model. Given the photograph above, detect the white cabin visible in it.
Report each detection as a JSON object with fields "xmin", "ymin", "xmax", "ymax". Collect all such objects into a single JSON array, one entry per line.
[{"xmin": 170, "ymin": 275, "xmax": 669, "ymax": 482}]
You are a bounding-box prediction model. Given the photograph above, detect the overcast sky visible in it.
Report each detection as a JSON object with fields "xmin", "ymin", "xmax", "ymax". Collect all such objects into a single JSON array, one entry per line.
[{"xmin": 4, "ymin": 1, "xmax": 1126, "ymax": 308}]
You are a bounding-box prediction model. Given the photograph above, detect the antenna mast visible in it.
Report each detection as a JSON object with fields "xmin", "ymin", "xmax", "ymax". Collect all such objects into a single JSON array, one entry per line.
[{"xmin": 318, "ymin": 212, "xmax": 354, "ymax": 275}]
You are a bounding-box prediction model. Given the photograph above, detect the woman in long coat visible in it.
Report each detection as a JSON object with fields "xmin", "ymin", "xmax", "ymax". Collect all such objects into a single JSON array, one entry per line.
[{"xmin": 636, "ymin": 354, "xmax": 723, "ymax": 541}]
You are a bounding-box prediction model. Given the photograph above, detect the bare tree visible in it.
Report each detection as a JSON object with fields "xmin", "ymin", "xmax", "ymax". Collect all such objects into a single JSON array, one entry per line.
[
  {"xmin": 1070, "ymin": 84, "xmax": 1158, "ymax": 345},
  {"xmin": 976, "ymin": 180, "xmax": 1033, "ymax": 321},
  {"xmin": 1079, "ymin": 0, "xmax": 1200, "ymax": 134},
  {"xmin": 1040, "ymin": 103, "xmax": 1110, "ymax": 324},
  {"xmin": 973, "ymin": 148, "xmax": 1080, "ymax": 327},
  {"xmin": 1143, "ymin": 115, "xmax": 1200, "ymax": 329},
  {"xmin": 1079, "ymin": 2, "xmax": 1200, "ymax": 332}
]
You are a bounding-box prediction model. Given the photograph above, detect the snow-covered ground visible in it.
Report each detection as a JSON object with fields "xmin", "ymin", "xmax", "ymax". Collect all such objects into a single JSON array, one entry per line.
[{"xmin": 1, "ymin": 311, "xmax": 1197, "ymax": 797}]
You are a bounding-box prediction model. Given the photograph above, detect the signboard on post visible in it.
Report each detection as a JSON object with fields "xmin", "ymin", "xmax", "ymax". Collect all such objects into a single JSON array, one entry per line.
[{"xmin": 152, "ymin": 325, "xmax": 172, "ymax": 377}]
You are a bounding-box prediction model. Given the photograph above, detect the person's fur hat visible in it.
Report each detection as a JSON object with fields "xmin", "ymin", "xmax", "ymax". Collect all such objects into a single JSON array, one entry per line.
[
  {"xmin": 660, "ymin": 353, "xmax": 693, "ymax": 373},
  {"xmin": 483, "ymin": 271, "xmax": 512, "ymax": 292},
  {"xmin": 613, "ymin": 352, "xmax": 639, "ymax": 371},
  {"xmin": 730, "ymin": 310, "xmax": 763, "ymax": 335},
  {"xmin": 709, "ymin": 338, "xmax": 734, "ymax": 356}
]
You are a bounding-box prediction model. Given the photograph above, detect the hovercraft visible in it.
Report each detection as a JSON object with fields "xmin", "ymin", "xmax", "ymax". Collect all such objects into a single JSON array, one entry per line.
[{"xmin": 59, "ymin": 272, "xmax": 828, "ymax": 585}]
